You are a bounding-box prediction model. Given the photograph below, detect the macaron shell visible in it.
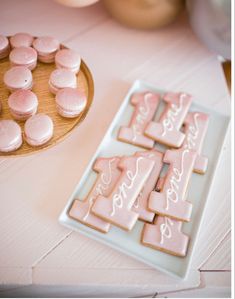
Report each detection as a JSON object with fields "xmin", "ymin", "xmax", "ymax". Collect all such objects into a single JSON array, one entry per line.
[
  {"xmin": 55, "ymin": 87, "xmax": 87, "ymax": 115},
  {"xmin": 55, "ymin": 49, "xmax": 81, "ymax": 69},
  {"xmin": 4, "ymin": 66, "xmax": 33, "ymax": 91},
  {"xmin": 8, "ymin": 89, "xmax": 38, "ymax": 114},
  {"xmin": 49, "ymin": 69, "xmax": 77, "ymax": 89},
  {"xmin": 33, "ymin": 36, "xmax": 60, "ymax": 55},
  {"xmin": 24, "ymin": 114, "xmax": 54, "ymax": 146},
  {"xmin": 9, "ymin": 47, "xmax": 37, "ymax": 69},
  {"xmin": 0, "ymin": 120, "xmax": 22, "ymax": 152},
  {"xmin": 10, "ymin": 33, "xmax": 34, "ymax": 48}
]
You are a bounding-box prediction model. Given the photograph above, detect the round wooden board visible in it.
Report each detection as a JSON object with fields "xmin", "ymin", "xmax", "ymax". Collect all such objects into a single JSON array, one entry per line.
[{"xmin": 0, "ymin": 45, "xmax": 94, "ymax": 157}]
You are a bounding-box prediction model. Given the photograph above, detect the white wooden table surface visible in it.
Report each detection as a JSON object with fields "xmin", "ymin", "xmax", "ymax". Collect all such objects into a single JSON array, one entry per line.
[{"xmin": 0, "ymin": 1, "xmax": 231, "ymax": 297}]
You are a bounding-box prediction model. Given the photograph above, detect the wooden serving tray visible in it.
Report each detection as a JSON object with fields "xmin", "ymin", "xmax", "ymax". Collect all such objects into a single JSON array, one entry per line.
[{"xmin": 0, "ymin": 44, "xmax": 94, "ymax": 157}]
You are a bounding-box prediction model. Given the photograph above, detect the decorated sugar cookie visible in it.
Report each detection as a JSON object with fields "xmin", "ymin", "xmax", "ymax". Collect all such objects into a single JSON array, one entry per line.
[
  {"xmin": 148, "ymin": 148, "xmax": 197, "ymax": 222},
  {"xmin": 118, "ymin": 92, "xmax": 160, "ymax": 149},
  {"xmin": 145, "ymin": 92, "xmax": 192, "ymax": 147},
  {"xmin": 92, "ymin": 155, "xmax": 155, "ymax": 230},
  {"xmin": 132, "ymin": 150, "xmax": 163, "ymax": 222},
  {"xmin": 182, "ymin": 112, "xmax": 209, "ymax": 174},
  {"xmin": 69, "ymin": 157, "xmax": 121, "ymax": 233},
  {"xmin": 141, "ymin": 216, "xmax": 189, "ymax": 257}
]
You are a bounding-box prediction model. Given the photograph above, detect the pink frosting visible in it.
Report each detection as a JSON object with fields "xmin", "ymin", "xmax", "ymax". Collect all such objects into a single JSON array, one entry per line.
[
  {"xmin": 142, "ymin": 216, "xmax": 189, "ymax": 257},
  {"xmin": 182, "ymin": 112, "xmax": 209, "ymax": 174},
  {"xmin": 118, "ymin": 92, "xmax": 160, "ymax": 149},
  {"xmin": 149, "ymin": 148, "xmax": 197, "ymax": 222},
  {"xmin": 8, "ymin": 89, "xmax": 38, "ymax": 115},
  {"xmin": 9, "ymin": 46, "xmax": 37, "ymax": 67},
  {"xmin": 69, "ymin": 157, "xmax": 121, "ymax": 233},
  {"xmin": 24, "ymin": 114, "xmax": 53, "ymax": 146},
  {"xmin": 132, "ymin": 149, "xmax": 163, "ymax": 222},
  {"xmin": 3, "ymin": 66, "xmax": 33, "ymax": 91},
  {"xmin": 145, "ymin": 92, "xmax": 192, "ymax": 147},
  {"xmin": 10, "ymin": 33, "xmax": 34, "ymax": 48},
  {"xmin": 0, "ymin": 120, "xmax": 22, "ymax": 152},
  {"xmin": 92, "ymin": 155, "xmax": 155, "ymax": 231}
]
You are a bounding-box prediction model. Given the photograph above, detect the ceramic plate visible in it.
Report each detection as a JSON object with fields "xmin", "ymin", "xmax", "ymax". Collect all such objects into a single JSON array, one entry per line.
[{"xmin": 59, "ymin": 80, "xmax": 230, "ymax": 279}]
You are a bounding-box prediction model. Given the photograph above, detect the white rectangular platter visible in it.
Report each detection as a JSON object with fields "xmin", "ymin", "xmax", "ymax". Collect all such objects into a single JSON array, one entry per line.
[{"xmin": 59, "ymin": 80, "xmax": 230, "ymax": 279}]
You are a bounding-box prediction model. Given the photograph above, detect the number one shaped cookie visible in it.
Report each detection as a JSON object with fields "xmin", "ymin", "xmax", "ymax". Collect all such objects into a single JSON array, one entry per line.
[
  {"xmin": 141, "ymin": 216, "xmax": 189, "ymax": 257},
  {"xmin": 145, "ymin": 92, "xmax": 192, "ymax": 147},
  {"xmin": 118, "ymin": 92, "xmax": 160, "ymax": 149},
  {"xmin": 182, "ymin": 112, "xmax": 209, "ymax": 174},
  {"xmin": 92, "ymin": 156, "xmax": 155, "ymax": 231},
  {"xmin": 132, "ymin": 150, "xmax": 163, "ymax": 222},
  {"xmin": 69, "ymin": 157, "xmax": 121, "ymax": 233},
  {"xmin": 148, "ymin": 148, "xmax": 197, "ymax": 222}
]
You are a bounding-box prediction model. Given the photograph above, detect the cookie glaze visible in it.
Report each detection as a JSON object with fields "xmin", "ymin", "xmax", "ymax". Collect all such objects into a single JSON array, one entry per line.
[
  {"xmin": 69, "ymin": 157, "xmax": 121, "ymax": 233},
  {"xmin": 183, "ymin": 112, "xmax": 209, "ymax": 174},
  {"xmin": 145, "ymin": 92, "xmax": 192, "ymax": 147},
  {"xmin": 148, "ymin": 148, "xmax": 197, "ymax": 222},
  {"xmin": 132, "ymin": 150, "xmax": 163, "ymax": 222},
  {"xmin": 142, "ymin": 216, "xmax": 189, "ymax": 257},
  {"xmin": 92, "ymin": 155, "xmax": 155, "ymax": 230},
  {"xmin": 118, "ymin": 92, "xmax": 160, "ymax": 149}
]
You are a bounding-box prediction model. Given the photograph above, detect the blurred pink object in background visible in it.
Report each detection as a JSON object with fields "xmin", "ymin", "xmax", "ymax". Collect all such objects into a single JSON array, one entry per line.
[
  {"xmin": 187, "ymin": 0, "xmax": 231, "ymax": 60},
  {"xmin": 54, "ymin": 0, "xmax": 99, "ymax": 7}
]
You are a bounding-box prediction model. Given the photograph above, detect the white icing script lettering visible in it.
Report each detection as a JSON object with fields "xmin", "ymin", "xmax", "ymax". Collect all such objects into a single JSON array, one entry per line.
[
  {"xmin": 111, "ymin": 157, "xmax": 143, "ymax": 216},
  {"xmin": 132, "ymin": 93, "xmax": 152, "ymax": 141},
  {"xmin": 161, "ymin": 93, "xmax": 186, "ymax": 137},
  {"xmin": 184, "ymin": 113, "xmax": 199, "ymax": 150},
  {"xmin": 165, "ymin": 149, "xmax": 189, "ymax": 210},
  {"xmin": 83, "ymin": 158, "xmax": 116, "ymax": 220},
  {"xmin": 160, "ymin": 217, "xmax": 174, "ymax": 244}
]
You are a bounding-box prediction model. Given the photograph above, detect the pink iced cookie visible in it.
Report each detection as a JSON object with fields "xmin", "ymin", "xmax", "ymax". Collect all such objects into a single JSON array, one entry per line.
[
  {"xmin": 10, "ymin": 33, "xmax": 34, "ymax": 48},
  {"xmin": 69, "ymin": 157, "xmax": 121, "ymax": 233},
  {"xmin": 3, "ymin": 66, "xmax": 33, "ymax": 92},
  {"xmin": 183, "ymin": 112, "xmax": 209, "ymax": 174},
  {"xmin": 9, "ymin": 46, "xmax": 38, "ymax": 70},
  {"xmin": 132, "ymin": 150, "xmax": 163, "ymax": 222},
  {"xmin": 92, "ymin": 156, "xmax": 155, "ymax": 231},
  {"xmin": 145, "ymin": 92, "xmax": 192, "ymax": 147},
  {"xmin": 141, "ymin": 216, "xmax": 189, "ymax": 257},
  {"xmin": 0, "ymin": 35, "xmax": 10, "ymax": 59},
  {"xmin": 118, "ymin": 92, "xmax": 160, "ymax": 149},
  {"xmin": 148, "ymin": 148, "xmax": 197, "ymax": 222}
]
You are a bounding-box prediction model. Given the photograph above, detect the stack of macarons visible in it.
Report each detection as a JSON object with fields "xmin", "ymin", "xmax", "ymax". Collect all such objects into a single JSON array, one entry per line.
[{"xmin": 0, "ymin": 33, "xmax": 87, "ymax": 153}]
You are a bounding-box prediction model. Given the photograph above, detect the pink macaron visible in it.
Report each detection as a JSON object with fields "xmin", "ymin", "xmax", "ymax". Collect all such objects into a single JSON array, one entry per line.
[
  {"xmin": 49, "ymin": 69, "xmax": 77, "ymax": 94},
  {"xmin": 9, "ymin": 46, "xmax": 38, "ymax": 70},
  {"xmin": 55, "ymin": 87, "xmax": 87, "ymax": 118},
  {"xmin": 0, "ymin": 119, "xmax": 22, "ymax": 152},
  {"xmin": 24, "ymin": 113, "xmax": 54, "ymax": 146},
  {"xmin": 8, "ymin": 89, "xmax": 38, "ymax": 120},
  {"xmin": 4, "ymin": 66, "xmax": 33, "ymax": 92},
  {"xmin": 33, "ymin": 36, "xmax": 60, "ymax": 63},
  {"xmin": 10, "ymin": 33, "xmax": 34, "ymax": 48},
  {"xmin": 0, "ymin": 35, "xmax": 10, "ymax": 59},
  {"xmin": 55, "ymin": 49, "xmax": 81, "ymax": 74}
]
